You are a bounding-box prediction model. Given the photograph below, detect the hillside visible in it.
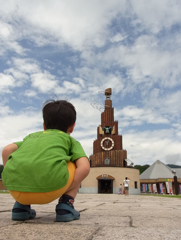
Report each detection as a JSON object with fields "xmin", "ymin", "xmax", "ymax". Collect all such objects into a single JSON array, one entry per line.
[{"xmin": 167, "ymin": 164, "xmax": 181, "ymax": 168}]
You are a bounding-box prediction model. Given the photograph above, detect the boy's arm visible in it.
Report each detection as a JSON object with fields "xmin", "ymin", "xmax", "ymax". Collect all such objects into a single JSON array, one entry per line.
[
  {"xmin": 68, "ymin": 157, "xmax": 90, "ymax": 191},
  {"xmin": 2, "ymin": 143, "xmax": 18, "ymax": 166},
  {"xmin": 74, "ymin": 157, "xmax": 90, "ymax": 184}
]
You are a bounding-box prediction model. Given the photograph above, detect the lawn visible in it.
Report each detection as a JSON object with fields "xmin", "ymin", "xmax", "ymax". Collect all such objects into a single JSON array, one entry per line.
[
  {"xmin": 0, "ymin": 190, "xmax": 9, "ymax": 194},
  {"xmin": 142, "ymin": 194, "xmax": 181, "ymax": 198}
]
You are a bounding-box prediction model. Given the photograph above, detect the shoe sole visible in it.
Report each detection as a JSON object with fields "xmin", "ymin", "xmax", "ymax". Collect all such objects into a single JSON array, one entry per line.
[
  {"xmin": 12, "ymin": 211, "xmax": 36, "ymax": 221},
  {"xmin": 56, "ymin": 213, "xmax": 80, "ymax": 222}
]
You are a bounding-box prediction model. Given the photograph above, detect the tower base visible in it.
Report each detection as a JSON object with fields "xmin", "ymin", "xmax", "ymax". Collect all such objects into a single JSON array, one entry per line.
[{"xmin": 79, "ymin": 167, "xmax": 140, "ymax": 195}]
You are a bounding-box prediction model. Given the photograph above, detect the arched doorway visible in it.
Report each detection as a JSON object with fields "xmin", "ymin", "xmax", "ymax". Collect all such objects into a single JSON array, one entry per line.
[{"xmin": 96, "ymin": 174, "xmax": 115, "ymax": 194}]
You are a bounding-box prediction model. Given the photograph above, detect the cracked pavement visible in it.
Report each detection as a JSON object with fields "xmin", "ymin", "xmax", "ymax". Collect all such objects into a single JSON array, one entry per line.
[{"xmin": 0, "ymin": 194, "xmax": 181, "ymax": 240}]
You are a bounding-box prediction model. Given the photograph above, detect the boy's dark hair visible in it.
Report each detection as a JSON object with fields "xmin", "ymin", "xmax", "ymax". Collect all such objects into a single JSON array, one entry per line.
[{"xmin": 42, "ymin": 100, "xmax": 76, "ymax": 132}]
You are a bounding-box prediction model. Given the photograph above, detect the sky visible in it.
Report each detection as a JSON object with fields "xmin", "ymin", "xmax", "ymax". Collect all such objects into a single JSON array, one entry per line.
[{"xmin": 0, "ymin": 0, "xmax": 181, "ymax": 166}]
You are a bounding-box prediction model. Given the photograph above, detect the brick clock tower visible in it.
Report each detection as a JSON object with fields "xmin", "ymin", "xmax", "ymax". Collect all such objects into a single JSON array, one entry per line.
[
  {"xmin": 80, "ymin": 88, "xmax": 140, "ymax": 194},
  {"xmin": 90, "ymin": 88, "xmax": 127, "ymax": 168}
]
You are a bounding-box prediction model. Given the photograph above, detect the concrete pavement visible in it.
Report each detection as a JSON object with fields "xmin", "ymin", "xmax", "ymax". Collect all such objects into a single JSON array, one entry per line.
[{"xmin": 0, "ymin": 193, "xmax": 181, "ymax": 240}]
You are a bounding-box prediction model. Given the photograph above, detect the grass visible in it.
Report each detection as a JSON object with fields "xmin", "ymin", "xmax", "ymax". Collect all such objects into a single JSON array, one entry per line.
[
  {"xmin": 0, "ymin": 190, "xmax": 9, "ymax": 194},
  {"xmin": 0, "ymin": 191, "xmax": 180, "ymax": 198},
  {"xmin": 142, "ymin": 194, "xmax": 181, "ymax": 198}
]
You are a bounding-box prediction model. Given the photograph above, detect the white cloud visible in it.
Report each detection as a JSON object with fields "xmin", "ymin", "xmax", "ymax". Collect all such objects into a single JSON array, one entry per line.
[
  {"xmin": 10, "ymin": 58, "xmax": 40, "ymax": 74},
  {"xmin": 63, "ymin": 81, "xmax": 82, "ymax": 94},
  {"xmin": 70, "ymin": 98, "xmax": 101, "ymax": 156},
  {"xmin": 30, "ymin": 73, "xmax": 86, "ymax": 95},
  {"xmin": 130, "ymin": 0, "xmax": 181, "ymax": 34},
  {"xmin": 76, "ymin": 67, "xmax": 125, "ymax": 95},
  {"xmin": 6, "ymin": 41, "xmax": 26, "ymax": 55},
  {"xmin": 124, "ymin": 128, "xmax": 181, "ymax": 165},
  {"xmin": 144, "ymin": 90, "xmax": 181, "ymax": 120},
  {"xmin": 0, "ymin": 0, "xmax": 127, "ymax": 51},
  {"xmin": 0, "ymin": 110, "xmax": 42, "ymax": 139},
  {"xmin": 5, "ymin": 68, "xmax": 29, "ymax": 86},
  {"xmin": 116, "ymin": 105, "xmax": 169, "ymax": 127},
  {"xmin": 70, "ymin": 98, "xmax": 100, "ymax": 129},
  {"xmin": 165, "ymin": 153, "xmax": 181, "ymax": 165},
  {"xmin": 24, "ymin": 90, "xmax": 37, "ymax": 97},
  {"xmin": 43, "ymin": 59, "xmax": 55, "ymax": 70},
  {"xmin": 110, "ymin": 33, "xmax": 127, "ymax": 43},
  {"xmin": 0, "ymin": 22, "xmax": 12, "ymax": 39},
  {"xmin": 31, "ymin": 71, "xmax": 58, "ymax": 93},
  {"xmin": 0, "ymin": 21, "xmax": 25, "ymax": 55},
  {"xmin": 84, "ymin": 35, "xmax": 181, "ymax": 93},
  {"xmin": 0, "ymin": 0, "xmax": 181, "ymax": 168},
  {"xmin": 0, "ymin": 73, "xmax": 15, "ymax": 93},
  {"xmin": 73, "ymin": 78, "xmax": 85, "ymax": 88},
  {"xmin": 0, "ymin": 108, "xmax": 43, "ymax": 163},
  {"xmin": 0, "ymin": 104, "xmax": 13, "ymax": 116}
]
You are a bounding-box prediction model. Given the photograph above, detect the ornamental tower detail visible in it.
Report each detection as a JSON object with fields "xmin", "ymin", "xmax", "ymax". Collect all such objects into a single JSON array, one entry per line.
[{"xmin": 90, "ymin": 88, "xmax": 127, "ymax": 167}]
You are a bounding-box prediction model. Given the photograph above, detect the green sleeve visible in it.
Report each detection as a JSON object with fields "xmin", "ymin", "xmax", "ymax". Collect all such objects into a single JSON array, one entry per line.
[
  {"xmin": 14, "ymin": 141, "xmax": 23, "ymax": 148},
  {"xmin": 70, "ymin": 141, "xmax": 87, "ymax": 162}
]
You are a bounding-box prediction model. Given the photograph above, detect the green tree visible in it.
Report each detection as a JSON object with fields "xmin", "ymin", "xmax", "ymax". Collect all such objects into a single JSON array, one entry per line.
[
  {"xmin": 134, "ymin": 164, "xmax": 150, "ymax": 175},
  {"xmin": 167, "ymin": 164, "xmax": 181, "ymax": 168}
]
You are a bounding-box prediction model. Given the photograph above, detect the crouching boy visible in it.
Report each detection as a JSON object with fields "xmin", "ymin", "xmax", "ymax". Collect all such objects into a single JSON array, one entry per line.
[{"xmin": 2, "ymin": 100, "xmax": 90, "ymax": 222}]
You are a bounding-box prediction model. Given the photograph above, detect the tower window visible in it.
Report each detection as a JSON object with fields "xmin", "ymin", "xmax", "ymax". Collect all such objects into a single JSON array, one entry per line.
[
  {"xmin": 134, "ymin": 181, "xmax": 137, "ymax": 189},
  {"xmin": 104, "ymin": 158, "xmax": 110, "ymax": 164}
]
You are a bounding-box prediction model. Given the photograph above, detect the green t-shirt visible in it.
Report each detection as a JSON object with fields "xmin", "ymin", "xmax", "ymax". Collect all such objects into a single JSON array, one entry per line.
[{"xmin": 2, "ymin": 129, "xmax": 87, "ymax": 192}]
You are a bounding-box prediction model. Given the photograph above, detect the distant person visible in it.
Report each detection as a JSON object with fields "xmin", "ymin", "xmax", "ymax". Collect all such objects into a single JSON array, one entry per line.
[
  {"xmin": 2, "ymin": 100, "xmax": 90, "ymax": 222},
  {"xmin": 118, "ymin": 184, "xmax": 123, "ymax": 194},
  {"xmin": 123, "ymin": 177, "xmax": 131, "ymax": 195}
]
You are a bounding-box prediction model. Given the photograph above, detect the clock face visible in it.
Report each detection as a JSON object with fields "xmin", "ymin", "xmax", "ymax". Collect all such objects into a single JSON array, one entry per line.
[{"xmin": 101, "ymin": 137, "xmax": 114, "ymax": 151}]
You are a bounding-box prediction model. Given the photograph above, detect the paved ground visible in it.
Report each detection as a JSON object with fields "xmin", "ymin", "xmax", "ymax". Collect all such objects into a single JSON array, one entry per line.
[{"xmin": 0, "ymin": 193, "xmax": 181, "ymax": 240}]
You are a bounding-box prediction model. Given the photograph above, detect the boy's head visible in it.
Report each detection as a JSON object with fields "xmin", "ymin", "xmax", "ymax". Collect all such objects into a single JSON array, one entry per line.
[
  {"xmin": 42, "ymin": 100, "xmax": 76, "ymax": 133},
  {"xmin": 125, "ymin": 177, "xmax": 127, "ymax": 180}
]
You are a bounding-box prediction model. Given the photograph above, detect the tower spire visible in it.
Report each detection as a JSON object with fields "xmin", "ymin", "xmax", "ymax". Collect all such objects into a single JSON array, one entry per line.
[
  {"xmin": 104, "ymin": 88, "xmax": 112, "ymax": 110},
  {"xmin": 105, "ymin": 88, "xmax": 112, "ymax": 100}
]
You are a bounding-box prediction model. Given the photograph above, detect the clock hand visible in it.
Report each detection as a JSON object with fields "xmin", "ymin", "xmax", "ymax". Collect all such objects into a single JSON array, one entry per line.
[{"xmin": 105, "ymin": 140, "xmax": 109, "ymax": 146}]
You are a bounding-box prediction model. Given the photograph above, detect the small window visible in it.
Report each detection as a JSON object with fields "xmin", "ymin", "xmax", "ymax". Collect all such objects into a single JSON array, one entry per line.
[
  {"xmin": 134, "ymin": 181, "xmax": 137, "ymax": 189},
  {"xmin": 104, "ymin": 158, "xmax": 110, "ymax": 164}
]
